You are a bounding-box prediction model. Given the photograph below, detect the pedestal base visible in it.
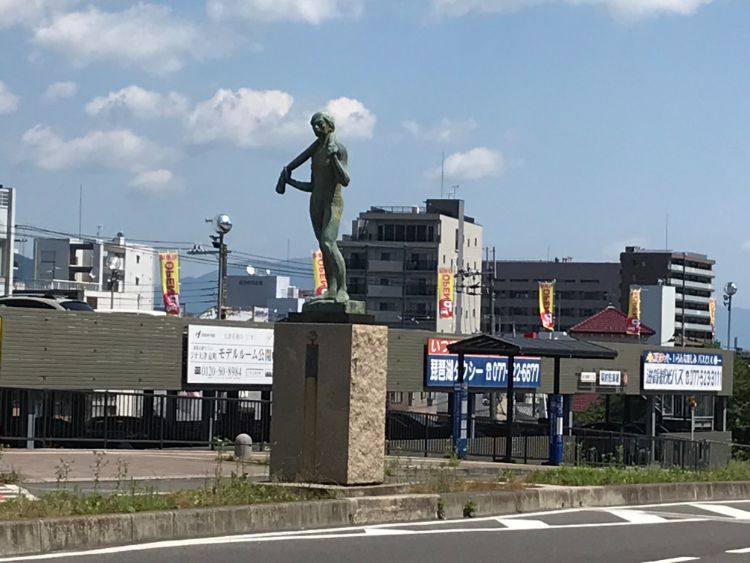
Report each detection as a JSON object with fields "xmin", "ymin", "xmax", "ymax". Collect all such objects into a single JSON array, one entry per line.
[{"xmin": 269, "ymin": 322, "xmax": 388, "ymax": 485}]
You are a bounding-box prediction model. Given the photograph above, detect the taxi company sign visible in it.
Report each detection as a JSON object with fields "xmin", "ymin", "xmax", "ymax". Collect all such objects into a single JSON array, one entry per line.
[
  {"xmin": 187, "ymin": 325, "xmax": 273, "ymax": 385},
  {"xmin": 642, "ymin": 351, "xmax": 723, "ymax": 392},
  {"xmin": 425, "ymin": 338, "xmax": 541, "ymax": 389}
]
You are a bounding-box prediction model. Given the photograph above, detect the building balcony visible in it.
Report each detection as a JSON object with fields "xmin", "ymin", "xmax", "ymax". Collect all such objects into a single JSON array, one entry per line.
[
  {"xmin": 405, "ymin": 285, "xmax": 437, "ymax": 297},
  {"xmin": 345, "ymin": 260, "xmax": 368, "ymax": 271},
  {"xmin": 669, "ymin": 263, "xmax": 715, "ymax": 279},
  {"xmin": 669, "ymin": 278, "xmax": 714, "ymax": 292},
  {"xmin": 674, "ymin": 320, "xmax": 713, "ymax": 333},
  {"xmin": 405, "ymin": 261, "xmax": 438, "ymax": 271},
  {"xmin": 368, "ymin": 260, "xmax": 403, "ymax": 272},
  {"xmin": 367, "ymin": 285, "xmax": 403, "ymax": 298}
]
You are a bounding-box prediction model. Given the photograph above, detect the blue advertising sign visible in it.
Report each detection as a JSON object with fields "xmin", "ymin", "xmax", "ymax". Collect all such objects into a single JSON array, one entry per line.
[{"xmin": 425, "ymin": 338, "xmax": 542, "ymax": 389}]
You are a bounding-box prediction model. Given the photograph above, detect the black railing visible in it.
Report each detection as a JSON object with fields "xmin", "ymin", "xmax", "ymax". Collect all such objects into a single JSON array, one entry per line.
[
  {"xmin": 0, "ymin": 389, "xmax": 270, "ymax": 449},
  {"xmin": 384, "ymin": 409, "xmax": 716, "ymax": 469}
]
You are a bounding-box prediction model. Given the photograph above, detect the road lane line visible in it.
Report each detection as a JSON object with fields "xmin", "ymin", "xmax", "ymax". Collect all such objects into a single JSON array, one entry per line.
[
  {"xmin": 641, "ymin": 558, "xmax": 699, "ymax": 563},
  {"xmin": 725, "ymin": 547, "xmax": 750, "ymax": 553},
  {"xmin": 0, "ymin": 518, "xmax": 709, "ymax": 562},
  {"xmin": 689, "ymin": 504, "xmax": 750, "ymax": 519},
  {"xmin": 496, "ymin": 519, "xmax": 549, "ymax": 529},
  {"xmin": 607, "ymin": 510, "xmax": 668, "ymax": 524}
]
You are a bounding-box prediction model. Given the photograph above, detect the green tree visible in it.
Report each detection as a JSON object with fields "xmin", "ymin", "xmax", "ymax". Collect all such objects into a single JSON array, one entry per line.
[
  {"xmin": 728, "ymin": 355, "xmax": 750, "ymax": 444},
  {"xmin": 575, "ymin": 398, "xmax": 605, "ymax": 426}
]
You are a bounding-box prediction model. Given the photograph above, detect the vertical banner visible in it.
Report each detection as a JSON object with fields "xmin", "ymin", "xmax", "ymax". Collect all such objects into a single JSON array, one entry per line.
[
  {"xmin": 312, "ymin": 250, "xmax": 327, "ymax": 296},
  {"xmin": 626, "ymin": 287, "xmax": 642, "ymax": 335},
  {"xmin": 709, "ymin": 298, "xmax": 716, "ymax": 337},
  {"xmin": 159, "ymin": 252, "xmax": 181, "ymax": 316},
  {"xmin": 538, "ymin": 281, "xmax": 555, "ymax": 331},
  {"xmin": 438, "ymin": 267, "xmax": 455, "ymax": 319}
]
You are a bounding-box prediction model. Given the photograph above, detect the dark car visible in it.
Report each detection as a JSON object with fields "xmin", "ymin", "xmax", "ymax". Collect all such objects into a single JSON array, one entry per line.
[{"xmin": 0, "ymin": 295, "xmax": 93, "ymax": 311}]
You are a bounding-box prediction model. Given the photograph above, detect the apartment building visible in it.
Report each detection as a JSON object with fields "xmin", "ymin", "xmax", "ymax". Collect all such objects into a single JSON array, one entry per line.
[{"xmin": 339, "ymin": 199, "xmax": 483, "ymax": 333}]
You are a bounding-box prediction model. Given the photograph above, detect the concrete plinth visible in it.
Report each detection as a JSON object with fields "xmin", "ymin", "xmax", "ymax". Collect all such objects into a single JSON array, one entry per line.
[{"xmin": 270, "ymin": 322, "xmax": 388, "ymax": 485}]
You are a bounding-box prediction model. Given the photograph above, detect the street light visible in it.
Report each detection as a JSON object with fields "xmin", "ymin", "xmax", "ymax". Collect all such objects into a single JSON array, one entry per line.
[
  {"xmin": 723, "ymin": 282, "xmax": 738, "ymax": 350},
  {"xmin": 208, "ymin": 214, "xmax": 232, "ymax": 320},
  {"xmin": 106, "ymin": 254, "xmax": 122, "ymax": 310}
]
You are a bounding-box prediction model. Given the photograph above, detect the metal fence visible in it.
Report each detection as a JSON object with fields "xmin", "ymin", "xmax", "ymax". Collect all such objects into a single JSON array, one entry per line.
[
  {"xmin": 384, "ymin": 409, "xmax": 716, "ymax": 469},
  {"xmin": 0, "ymin": 388, "xmax": 271, "ymax": 449}
]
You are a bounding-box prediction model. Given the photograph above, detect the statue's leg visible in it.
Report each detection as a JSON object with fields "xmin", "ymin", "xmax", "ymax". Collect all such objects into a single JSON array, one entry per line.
[
  {"xmin": 321, "ymin": 192, "xmax": 348, "ymax": 304},
  {"xmin": 310, "ymin": 197, "xmax": 337, "ymax": 300}
]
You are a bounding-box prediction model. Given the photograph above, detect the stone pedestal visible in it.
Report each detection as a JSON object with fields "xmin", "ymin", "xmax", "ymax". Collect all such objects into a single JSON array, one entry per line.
[{"xmin": 269, "ymin": 322, "xmax": 388, "ymax": 485}]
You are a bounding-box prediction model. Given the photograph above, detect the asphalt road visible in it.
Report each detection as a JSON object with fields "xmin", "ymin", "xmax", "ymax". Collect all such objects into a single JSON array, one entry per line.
[{"xmin": 4, "ymin": 500, "xmax": 750, "ymax": 563}]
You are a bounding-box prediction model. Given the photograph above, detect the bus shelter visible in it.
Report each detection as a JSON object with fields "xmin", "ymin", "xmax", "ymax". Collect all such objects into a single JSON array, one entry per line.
[{"xmin": 447, "ymin": 334, "xmax": 618, "ymax": 464}]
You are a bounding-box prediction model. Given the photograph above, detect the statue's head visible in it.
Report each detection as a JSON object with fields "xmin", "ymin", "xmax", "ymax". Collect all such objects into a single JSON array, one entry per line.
[{"xmin": 310, "ymin": 112, "xmax": 335, "ymax": 138}]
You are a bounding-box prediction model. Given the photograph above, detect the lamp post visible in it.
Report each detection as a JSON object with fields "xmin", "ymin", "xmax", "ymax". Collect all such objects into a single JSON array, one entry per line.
[
  {"xmin": 723, "ymin": 282, "xmax": 738, "ymax": 350},
  {"xmin": 209, "ymin": 214, "xmax": 232, "ymax": 320},
  {"xmin": 106, "ymin": 254, "xmax": 122, "ymax": 310}
]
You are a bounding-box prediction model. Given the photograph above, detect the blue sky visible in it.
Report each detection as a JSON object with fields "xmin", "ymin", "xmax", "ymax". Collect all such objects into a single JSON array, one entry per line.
[{"xmin": 1, "ymin": 0, "xmax": 749, "ymax": 305}]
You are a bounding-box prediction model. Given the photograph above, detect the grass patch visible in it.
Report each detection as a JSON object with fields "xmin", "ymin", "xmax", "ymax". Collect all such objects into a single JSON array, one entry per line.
[
  {"xmin": 0, "ymin": 475, "xmax": 329, "ymax": 521},
  {"xmin": 525, "ymin": 460, "xmax": 750, "ymax": 487}
]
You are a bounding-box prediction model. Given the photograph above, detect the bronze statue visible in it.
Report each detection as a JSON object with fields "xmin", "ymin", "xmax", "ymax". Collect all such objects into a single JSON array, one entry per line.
[{"xmin": 276, "ymin": 112, "xmax": 350, "ymax": 304}]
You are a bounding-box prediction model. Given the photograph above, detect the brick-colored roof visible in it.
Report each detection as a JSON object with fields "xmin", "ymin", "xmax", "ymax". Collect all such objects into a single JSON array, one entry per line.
[{"xmin": 569, "ymin": 306, "xmax": 656, "ymax": 336}]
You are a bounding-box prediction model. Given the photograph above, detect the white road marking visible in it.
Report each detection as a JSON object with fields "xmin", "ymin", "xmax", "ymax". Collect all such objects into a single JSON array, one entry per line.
[
  {"xmin": 0, "ymin": 518, "xmax": 709, "ymax": 562},
  {"xmin": 725, "ymin": 547, "xmax": 750, "ymax": 554},
  {"xmin": 363, "ymin": 528, "xmax": 412, "ymax": 536},
  {"xmin": 641, "ymin": 558, "xmax": 699, "ymax": 563},
  {"xmin": 607, "ymin": 509, "xmax": 668, "ymax": 524},
  {"xmin": 689, "ymin": 504, "xmax": 750, "ymax": 520},
  {"xmin": 496, "ymin": 518, "xmax": 549, "ymax": 529}
]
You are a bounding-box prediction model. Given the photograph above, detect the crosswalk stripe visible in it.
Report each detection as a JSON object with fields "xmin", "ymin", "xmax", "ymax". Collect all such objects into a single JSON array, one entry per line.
[
  {"xmin": 641, "ymin": 558, "xmax": 699, "ymax": 563},
  {"xmin": 689, "ymin": 504, "xmax": 750, "ymax": 520},
  {"xmin": 726, "ymin": 547, "xmax": 750, "ymax": 554},
  {"xmin": 496, "ymin": 518, "xmax": 549, "ymax": 529},
  {"xmin": 607, "ymin": 509, "xmax": 668, "ymax": 524},
  {"xmin": 364, "ymin": 528, "xmax": 412, "ymax": 536}
]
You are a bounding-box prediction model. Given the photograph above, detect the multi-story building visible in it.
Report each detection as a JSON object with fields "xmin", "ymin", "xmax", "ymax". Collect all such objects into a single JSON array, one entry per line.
[
  {"xmin": 225, "ymin": 274, "xmax": 305, "ymax": 321},
  {"xmin": 31, "ymin": 233, "xmax": 156, "ymax": 311},
  {"xmin": 339, "ymin": 199, "xmax": 483, "ymax": 333},
  {"xmin": 482, "ymin": 260, "xmax": 620, "ymax": 334},
  {"xmin": 619, "ymin": 247, "xmax": 715, "ymax": 343}
]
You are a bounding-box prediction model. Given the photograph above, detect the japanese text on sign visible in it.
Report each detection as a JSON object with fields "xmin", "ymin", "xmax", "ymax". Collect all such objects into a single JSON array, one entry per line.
[
  {"xmin": 642, "ymin": 350, "xmax": 723, "ymax": 391},
  {"xmin": 187, "ymin": 325, "xmax": 273, "ymax": 385},
  {"xmin": 424, "ymin": 338, "xmax": 541, "ymax": 389}
]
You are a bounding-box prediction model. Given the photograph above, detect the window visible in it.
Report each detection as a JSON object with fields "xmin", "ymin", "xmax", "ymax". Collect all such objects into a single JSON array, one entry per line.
[
  {"xmin": 395, "ymin": 224, "xmax": 405, "ymax": 241},
  {"xmin": 406, "ymin": 225, "xmax": 416, "ymax": 241},
  {"xmin": 388, "ymin": 392, "xmax": 403, "ymax": 404},
  {"xmin": 135, "ymin": 276, "xmax": 140, "ymax": 286},
  {"xmin": 380, "ymin": 252, "xmax": 391, "ymax": 261},
  {"xmin": 136, "ymin": 255, "xmax": 141, "ymax": 264},
  {"xmin": 379, "ymin": 302, "xmax": 396, "ymax": 311},
  {"xmin": 380, "ymin": 278, "xmax": 389, "ymax": 286}
]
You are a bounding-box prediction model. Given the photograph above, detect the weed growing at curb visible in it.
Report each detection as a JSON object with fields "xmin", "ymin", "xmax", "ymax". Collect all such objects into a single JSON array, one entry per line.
[
  {"xmin": 526, "ymin": 460, "xmax": 750, "ymax": 487},
  {"xmin": 0, "ymin": 474, "xmax": 329, "ymax": 521}
]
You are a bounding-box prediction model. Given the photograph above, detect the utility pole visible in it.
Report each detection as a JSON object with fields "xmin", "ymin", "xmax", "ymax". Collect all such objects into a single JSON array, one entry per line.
[
  {"xmin": 1, "ymin": 186, "xmax": 15, "ymax": 296},
  {"xmin": 455, "ymin": 198, "xmax": 465, "ymax": 334},
  {"xmin": 191, "ymin": 215, "xmax": 232, "ymax": 320}
]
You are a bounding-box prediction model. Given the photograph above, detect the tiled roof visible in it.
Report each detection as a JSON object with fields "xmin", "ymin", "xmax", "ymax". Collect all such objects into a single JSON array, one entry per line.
[{"xmin": 569, "ymin": 306, "xmax": 656, "ymax": 336}]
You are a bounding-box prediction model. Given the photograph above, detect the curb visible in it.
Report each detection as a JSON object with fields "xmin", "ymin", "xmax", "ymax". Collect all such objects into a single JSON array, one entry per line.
[{"xmin": 3, "ymin": 482, "xmax": 750, "ymax": 557}]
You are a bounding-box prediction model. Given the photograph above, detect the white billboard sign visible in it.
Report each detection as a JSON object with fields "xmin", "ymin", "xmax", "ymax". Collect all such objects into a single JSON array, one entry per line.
[
  {"xmin": 599, "ymin": 370, "xmax": 621, "ymax": 386},
  {"xmin": 187, "ymin": 325, "xmax": 273, "ymax": 385},
  {"xmin": 580, "ymin": 371, "xmax": 597, "ymax": 384},
  {"xmin": 642, "ymin": 351, "xmax": 723, "ymax": 392}
]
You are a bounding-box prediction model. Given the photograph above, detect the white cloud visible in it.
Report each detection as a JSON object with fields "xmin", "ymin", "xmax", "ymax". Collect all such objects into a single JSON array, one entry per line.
[
  {"xmin": 431, "ymin": 0, "xmax": 714, "ymax": 19},
  {"xmin": 21, "ymin": 125, "xmax": 172, "ymax": 172},
  {"xmin": 130, "ymin": 169, "xmax": 182, "ymax": 194},
  {"xmin": 43, "ymin": 80, "xmax": 77, "ymax": 101},
  {"xmin": 437, "ymin": 147, "xmax": 505, "ymax": 180},
  {"xmin": 0, "ymin": 81, "xmax": 19, "ymax": 114},
  {"xmin": 186, "ymin": 88, "xmax": 295, "ymax": 147},
  {"xmin": 402, "ymin": 117, "xmax": 477, "ymax": 143},
  {"xmin": 185, "ymin": 88, "xmax": 376, "ymax": 147},
  {"xmin": 324, "ymin": 97, "xmax": 376, "ymax": 139},
  {"xmin": 86, "ymin": 86, "xmax": 189, "ymax": 119},
  {"xmin": 207, "ymin": 0, "xmax": 363, "ymax": 24},
  {"xmin": 0, "ymin": 0, "xmax": 80, "ymax": 29},
  {"xmin": 33, "ymin": 4, "xmax": 235, "ymax": 73}
]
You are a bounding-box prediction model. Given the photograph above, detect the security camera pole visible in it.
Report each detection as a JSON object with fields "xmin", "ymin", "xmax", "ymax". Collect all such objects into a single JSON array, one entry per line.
[{"xmin": 209, "ymin": 214, "xmax": 232, "ymax": 320}]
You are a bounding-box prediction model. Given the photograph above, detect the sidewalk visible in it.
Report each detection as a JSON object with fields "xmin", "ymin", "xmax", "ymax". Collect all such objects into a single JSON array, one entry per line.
[{"xmin": 0, "ymin": 449, "xmax": 269, "ymax": 484}]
